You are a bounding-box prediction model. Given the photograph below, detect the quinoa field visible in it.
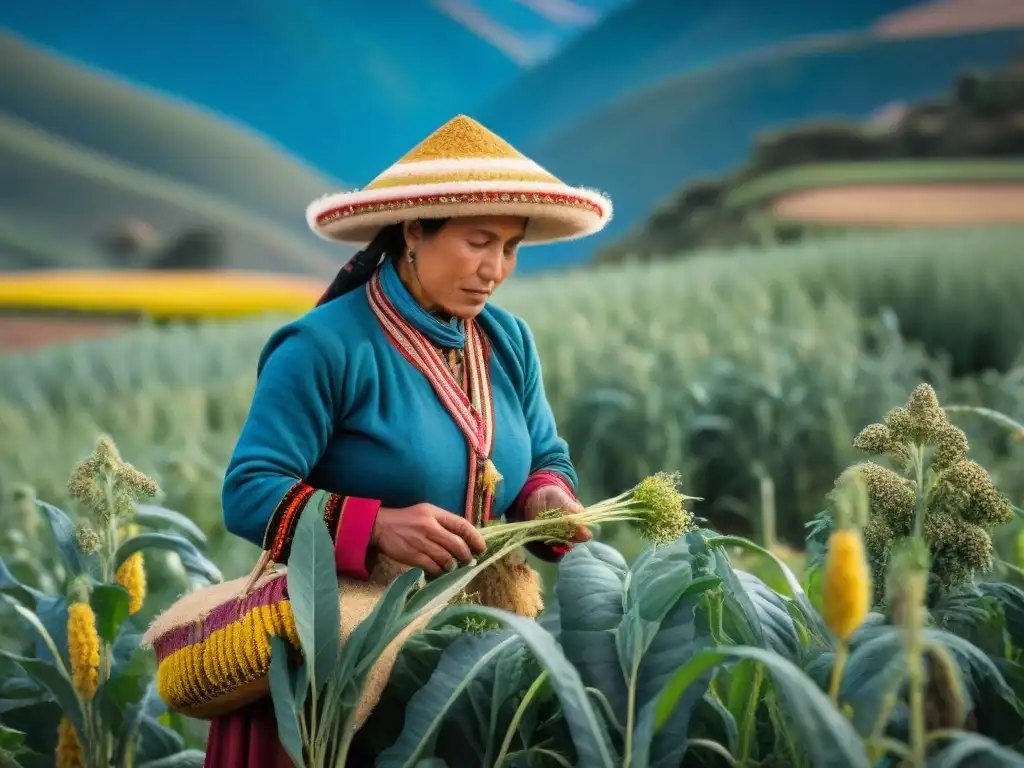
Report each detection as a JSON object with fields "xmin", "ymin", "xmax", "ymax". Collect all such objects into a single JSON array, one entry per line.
[{"xmin": 0, "ymin": 226, "xmax": 1022, "ymax": 766}]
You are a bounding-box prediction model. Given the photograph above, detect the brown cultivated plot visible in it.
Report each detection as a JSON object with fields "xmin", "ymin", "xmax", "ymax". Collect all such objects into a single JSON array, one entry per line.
[{"xmin": 771, "ymin": 184, "xmax": 1024, "ymax": 226}]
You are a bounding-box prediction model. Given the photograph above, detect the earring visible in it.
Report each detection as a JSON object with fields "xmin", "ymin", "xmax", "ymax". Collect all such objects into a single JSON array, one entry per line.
[{"xmin": 406, "ymin": 250, "xmax": 416, "ymax": 263}]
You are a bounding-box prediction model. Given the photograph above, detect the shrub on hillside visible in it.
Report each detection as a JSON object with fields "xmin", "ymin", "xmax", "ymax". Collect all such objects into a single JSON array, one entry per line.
[{"xmin": 600, "ymin": 56, "xmax": 1024, "ymax": 258}]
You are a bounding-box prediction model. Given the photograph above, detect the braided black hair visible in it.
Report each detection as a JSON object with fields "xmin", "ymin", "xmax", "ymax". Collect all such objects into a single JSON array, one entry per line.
[{"xmin": 315, "ymin": 219, "xmax": 448, "ymax": 306}]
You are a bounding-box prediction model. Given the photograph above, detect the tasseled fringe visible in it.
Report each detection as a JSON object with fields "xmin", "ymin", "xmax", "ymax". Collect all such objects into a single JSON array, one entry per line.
[
  {"xmin": 464, "ymin": 549, "xmax": 543, "ymax": 618},
  {"xmin": 482, "ymin": 458, "xmax": 503, "ymax": 496}
]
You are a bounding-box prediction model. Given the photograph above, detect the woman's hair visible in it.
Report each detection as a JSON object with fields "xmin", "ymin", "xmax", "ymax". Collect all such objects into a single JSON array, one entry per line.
[{"xmin": 315, "ymin": 218, "xmax": 447, "ymax": 306}]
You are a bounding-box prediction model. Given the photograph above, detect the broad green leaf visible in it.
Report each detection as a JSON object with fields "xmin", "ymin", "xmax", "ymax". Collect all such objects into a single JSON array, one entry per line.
[
  {"xmin": 402, "ymin": 555, "xmax": 491, "ymax": 617},
  {"xmin": 97, "ymin": 645, "xmax": 152, "ymax": 749},
  {"xmin": 113, "ymin": 682, "xmax": 158, "ymax": 768},
  {"xmin": 344, "ymin": 568, "xmax": 425, "ymax": 683},
  {"xmin": 712, "ymin": 552, "xmax": 769, "ymax": 650},
  {"xmin": 0, "ymin": 594, "xmax": 70, "ymax": 679},
  {"xmin": 924, "ymin": 630, "xmax": 1023, "ymax": 742},
  {"xmin": 285, "ymin": 492, "xmax": 340, "ymax": 692},
  {"xmin": 927, "ymin": 732, "xmax": 1024, "ymax": 767},
  {"xmin": 292, "ymin": 660, "xmax": 309, "ymax": 705},
  {"xmin": 115, "ymin": 533, "xmax": 222, "ymax": 585},
  {"xmin": 112, "ymin": 630, "xmax": 146, "ymax": 670},
  {"xmin": 327, "ymin": 567, "xmax": 443, "ymax": 757},
  {"xmin": 268, "ymin": 635, "xmax": 305, "ymax": 768},
  {"xmin": 554, "ymin": 543, "xmax": 628, "ymax": 715},
  {"xmin": 136, "ymin": 750, "xmax": 208, "ymax": 768},
  {"xmin": 0, "ymin": 558, "xmax": 42, "ymax": 607},
  {"xmin": 440, "ymin": 606, "xmax": 617, "ymax": 768},
  {"xmin": 90, "ymin": 584, "xmax": 132, "ymax": 645},
  {"xmin": 0, "ymin": 726, "xmax": 24, "ymax": 751},
  {"xmin": 484, "ymin": 641, "xmax": 542, "ymax": 765},
  {"xmin": 134, "ymin": 716, "xmax": 185, "ymax": 764},
  {"xmin": 376, "ymin": 632, "xmax": 519, "ymax": 768},
  {"xmin": 35, "ymin": 500, "xmax": 98, "ymax": 577},
  {"xmin": 732, "ymin": 571, "xmax": 801, "ymax": 660},
  {"xmin": 843, "ymin": 626, "xmax": 1023, "ymax": 742},
  {"xmin": 706, "ymin": 535, "xmax": 829, "ymax": 643},
  {"xmin": 654, "ymin": 646, "xmax": 871, "ymax": 768},
  {"xmin": 349, "ymin": 552, "xmax": 511, "ymax": 688},
  {"xmin": 0, "ymin": 651, "xmax": 84, "ymax": 742},
  {"xmin": 25, "ymin": 595, "xmax": 68, "ymax": 668},
  {"xmin": 357, "ymin": 626, "xmax": 466, "ymax": 759},
  {"xmin": 0, "ymin": 676, "xmax": 44, "ymax": 708},
  {"xmin": 386, "ymin": 626, "xmax": 465, "ymax": 701},
  {"xmin": 979, "ymin": 581, "xmax": 1024, "ymax": 648},
  {"xmin": 133, "ymin": 504, "xmax": 208, "ymax": 545},
  {"xmin": 438, "ymin": 635, "xmax": 541, "ymax": 768},
  {"xmin": 693, "ymin": 691, "xmax": 739, "ymax": 758},
  {"xmin": 804, "ymin": 639, "xmax": 908, "ymax": 739},
  {"xmin": 619, "ymin": 533, "xmax": 719, "ymax": 768},
  {"xmin": 725, "ymin": 658, "xmax": 762, "ymax": 760}
]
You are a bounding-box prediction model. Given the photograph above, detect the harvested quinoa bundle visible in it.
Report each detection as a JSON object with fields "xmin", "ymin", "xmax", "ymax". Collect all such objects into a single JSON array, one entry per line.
[{"xmin": 480, "ymin": 471, "xmax": 697, "ymax": 557}]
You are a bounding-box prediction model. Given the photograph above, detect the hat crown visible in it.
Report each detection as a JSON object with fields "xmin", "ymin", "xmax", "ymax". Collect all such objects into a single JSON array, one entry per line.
[{"xmin": 395, "ymin": 115, "xmax": 527, "ymax": 164}]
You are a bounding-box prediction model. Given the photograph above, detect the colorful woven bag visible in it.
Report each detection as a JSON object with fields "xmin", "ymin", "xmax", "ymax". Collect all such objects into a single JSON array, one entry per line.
[{"xmin": 141, "ymin": 554, "xmax": 425, "ymax": 726}]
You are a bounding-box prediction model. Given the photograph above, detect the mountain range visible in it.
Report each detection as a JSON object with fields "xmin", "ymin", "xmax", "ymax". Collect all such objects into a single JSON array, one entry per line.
[{"xmin": 2, "ymin": 0, "xmax": 1022, "ymax": 273}]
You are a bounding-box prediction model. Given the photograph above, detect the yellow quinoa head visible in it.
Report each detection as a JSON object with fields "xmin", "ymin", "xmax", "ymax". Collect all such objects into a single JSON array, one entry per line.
[
  {"xmin": 55, "ymin": 716, "xmax": 84, "ymax": 768},
  {"xmin": 67, "ymin": 602, "xmax": 100, "ymax": 700},
  {"xmin": 820, "ymin": 528, "xmax": 871, "ymax": 642},
  {"xmin": 116, "ymin": 552, "xmax": 147, "ymax": 615}
]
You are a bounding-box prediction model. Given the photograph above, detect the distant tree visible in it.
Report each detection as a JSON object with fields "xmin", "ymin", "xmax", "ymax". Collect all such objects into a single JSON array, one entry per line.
[
  {"xmin": 98, "ymin": 219, "xmax": 160, "ymax": 267},
  {"xmin": 147, "ymin": 227, "xmax": 227, "ymax": 271}
]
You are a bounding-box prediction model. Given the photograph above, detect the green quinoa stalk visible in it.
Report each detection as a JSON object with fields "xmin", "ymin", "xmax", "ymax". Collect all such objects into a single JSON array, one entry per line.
[
  {"xmin": 479, "ymin": 471, "xmax": 699, "ymax": 554},
  {"xmin": 886, "ymin": 538, "xmax": 931, "ymax": 768}
]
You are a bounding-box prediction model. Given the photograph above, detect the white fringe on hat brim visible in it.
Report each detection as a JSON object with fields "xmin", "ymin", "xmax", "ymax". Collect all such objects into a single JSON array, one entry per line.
[{"xmin": 306, "ymin": 180, "xmax": 613, "ymax": 245}]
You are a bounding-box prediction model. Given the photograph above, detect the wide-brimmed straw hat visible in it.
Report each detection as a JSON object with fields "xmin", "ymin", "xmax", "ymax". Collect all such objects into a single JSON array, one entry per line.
[{"xmin": 306, "ymin": 115, "xmax": 613, "ymax": 245}]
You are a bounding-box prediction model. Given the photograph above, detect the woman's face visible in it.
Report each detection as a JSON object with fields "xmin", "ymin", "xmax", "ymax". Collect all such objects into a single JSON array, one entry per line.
[{"xmin": 401, "ymin": 216, "xmax": 526, "ymax": 319}]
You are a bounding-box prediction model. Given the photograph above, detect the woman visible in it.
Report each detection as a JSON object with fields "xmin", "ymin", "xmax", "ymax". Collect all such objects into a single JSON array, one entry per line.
[{"xmin": 204, "ymin": 114, "xmax": 613, "ymax": 766}]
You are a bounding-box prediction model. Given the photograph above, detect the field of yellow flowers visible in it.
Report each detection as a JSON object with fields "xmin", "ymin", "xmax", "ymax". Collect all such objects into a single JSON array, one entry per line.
[{"xmin": 0, "ymin": 226, "xmax": 1022, "ymax": 765}]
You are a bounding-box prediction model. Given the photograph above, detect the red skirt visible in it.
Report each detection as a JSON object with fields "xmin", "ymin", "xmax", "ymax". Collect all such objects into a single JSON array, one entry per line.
[
  {"xmin": 202, "ymin": 695, "xmax": 379, "ymax": 766},
  {"xmin": 203, "ymin": 696, "xmax": 293, "ymax": 768}
]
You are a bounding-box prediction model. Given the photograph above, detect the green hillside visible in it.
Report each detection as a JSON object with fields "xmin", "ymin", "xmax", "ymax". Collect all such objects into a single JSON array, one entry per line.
[{"xmin": 0, "ymin": 34, "xmax": 351, "ymax": 276}]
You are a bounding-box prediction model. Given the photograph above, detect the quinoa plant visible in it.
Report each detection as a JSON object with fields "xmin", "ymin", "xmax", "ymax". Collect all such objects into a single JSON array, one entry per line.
[
  {"xmin": 0, "ymin": 437, "xmax": 219, "ymax": 767},
  {"xmin": 835, "ymin": 383, "xmax": 1014, "ymax": 598}
]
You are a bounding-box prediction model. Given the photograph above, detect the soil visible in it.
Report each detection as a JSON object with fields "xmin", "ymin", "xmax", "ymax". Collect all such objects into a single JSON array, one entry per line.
[
  {"xmin": 770, "ymin": 183, "xmax": 1024, "ymax": 226},
  {"xmin": 0, "ymin": 316, "xmax": 134, "ymax": 354}
]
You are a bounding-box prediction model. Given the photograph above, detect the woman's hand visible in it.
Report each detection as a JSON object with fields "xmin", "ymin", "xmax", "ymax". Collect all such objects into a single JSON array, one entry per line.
[
  {"xmin": 523, "ymin": 485, "xmax": 591, "ymax": 543},
  {"xmin": 371, "ymin": 504, "xmax": 487, "ymax": 575}
]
